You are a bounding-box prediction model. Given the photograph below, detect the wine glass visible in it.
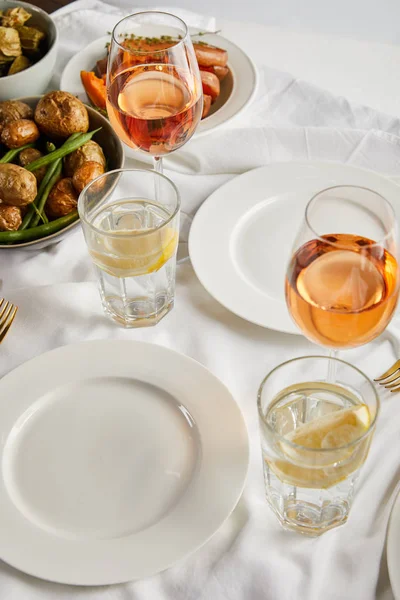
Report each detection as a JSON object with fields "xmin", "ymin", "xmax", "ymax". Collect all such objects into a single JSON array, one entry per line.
[
  {"xmin": 285, "ymin": 185, "xmax": 400, "ymax": 377},
  {"xmin": 106, "ymin": 11, "xmax": 203, "ymax": 175}
]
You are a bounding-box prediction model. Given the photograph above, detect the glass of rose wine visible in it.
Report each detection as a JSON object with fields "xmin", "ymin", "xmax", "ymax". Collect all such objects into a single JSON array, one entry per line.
[
  {"xmin": 106, "ymin": 11, "xmax": 203, "ymax": 174},
  {"xmin": 285, "ymin": 185, "xmax": 400, "ymax": 376}
]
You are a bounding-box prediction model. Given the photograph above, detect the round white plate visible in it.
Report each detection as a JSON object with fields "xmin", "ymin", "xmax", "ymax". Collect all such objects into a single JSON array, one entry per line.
[
  {"xmin": 388, "ymin": 488, "xmax": 400, "ymax": 600},
  {"xmin": 189, "ymin": 161, "xmax": 400, "ymax": 334},
  {"xmin": 0, "ymin": 340, "xmax": 248, "ymax": 585},
  {"xmin": 60, "ymin": 33, "xmax": 258, "ymax": 147}
]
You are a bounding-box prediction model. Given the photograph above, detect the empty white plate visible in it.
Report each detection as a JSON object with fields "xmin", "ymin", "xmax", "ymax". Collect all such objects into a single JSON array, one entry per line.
[
  {"xmin": 0, "ymin": 340, "xmax": 248, "ymax": 585},
  {"xmin": 189, "ymin": 161, "xmax": 400, "ymax": 334},
  {"xmin": 388, "ymin": 488, "xmax": 400, "ymax": 600}
]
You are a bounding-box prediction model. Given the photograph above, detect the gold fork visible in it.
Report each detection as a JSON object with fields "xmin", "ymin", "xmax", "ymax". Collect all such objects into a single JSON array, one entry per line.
[
  {"xmin": 374, "ymin": 360, "xmax": 400, "ymax": 392},
  {"xmin": 0, "ymin": 298, "xmax": 18, "ymax": 344}
]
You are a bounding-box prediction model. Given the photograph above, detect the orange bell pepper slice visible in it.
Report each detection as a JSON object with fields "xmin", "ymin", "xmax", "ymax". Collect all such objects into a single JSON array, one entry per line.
[{"xmin": 80, "ymin": 70, "xmax": 107, "ymax": 110}]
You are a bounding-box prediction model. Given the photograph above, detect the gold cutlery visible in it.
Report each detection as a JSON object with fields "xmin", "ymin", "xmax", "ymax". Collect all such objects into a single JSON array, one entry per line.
[
  {"xmin": 374, "ymin": 360, "xmax": 400, "ymax": 392},
  {"xmin": 0, "ymin": 299, "xmax": 18, "ymax": 344}
]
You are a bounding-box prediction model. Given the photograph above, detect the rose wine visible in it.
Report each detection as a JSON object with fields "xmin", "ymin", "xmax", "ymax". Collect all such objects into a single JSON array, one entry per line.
[
  {"xmin": 106, "ymin": 63, "xmax": 202, "ymax": 155},
  {"xmin": 285, "ymin": 233, "xmax": 399, "ymax": 348}
]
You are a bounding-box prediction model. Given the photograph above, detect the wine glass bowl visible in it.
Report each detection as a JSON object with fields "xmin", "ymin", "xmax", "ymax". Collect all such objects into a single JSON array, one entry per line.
[
  {"xmin": 285, "ymin": 185, "xmax": 400, "ymax": 349},
  {"xmin": 106, "ymin": 12, "xmax": 203, "ymax": 163}
]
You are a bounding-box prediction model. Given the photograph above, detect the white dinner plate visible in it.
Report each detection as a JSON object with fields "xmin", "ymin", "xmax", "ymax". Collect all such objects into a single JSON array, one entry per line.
[
  {"xmin": 388, "ymin": 488, "xmax": 400, "ymax": 600},
  {"xmin": 189, "ymin": 161, "xmax": 400, "ymax": 334},
  {"xmin": 60, "ymin": 33, "xmax": 258, "ymax": 148},
  {"xmin": 0, "ymin": 340, "xmax": 248, "ymax": 585}
]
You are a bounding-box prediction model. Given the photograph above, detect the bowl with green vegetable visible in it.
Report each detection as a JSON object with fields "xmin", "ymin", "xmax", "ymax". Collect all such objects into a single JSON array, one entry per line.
[
  {"xmin": 0, "ymin": 1, "xmax": 58, "ymax": 101},
  {"xmin": 0, "ymin": 92, "xmax": 124, "ymax": 249}
]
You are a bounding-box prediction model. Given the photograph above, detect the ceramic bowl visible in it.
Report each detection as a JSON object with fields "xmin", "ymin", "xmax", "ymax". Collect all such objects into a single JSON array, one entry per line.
[
  {"xmin": 0, "ymin": 0, "xmax": 58, "ymax": 101},
  {"xmin": 0, "ymin": 95, "xmax": 125, "ymax": 250}
]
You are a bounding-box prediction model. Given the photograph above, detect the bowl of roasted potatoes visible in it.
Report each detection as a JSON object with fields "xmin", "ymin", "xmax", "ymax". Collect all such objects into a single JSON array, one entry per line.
[{"xmin": 0, "ymin": 92, "xmax": 124, "ymax": 249}]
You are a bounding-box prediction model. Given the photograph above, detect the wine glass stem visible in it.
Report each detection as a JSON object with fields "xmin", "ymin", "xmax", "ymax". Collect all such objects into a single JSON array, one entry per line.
[
  {"xmin": 327, "ymin": 349, "xmax": 338, "ymax": 383},
  {"xmin": 153, "ymin": 156, "xmax": 163, "ymax": 175},
  {"xmin": 153, "ymin": 156, "xmax": 163, "ymax": 203}
]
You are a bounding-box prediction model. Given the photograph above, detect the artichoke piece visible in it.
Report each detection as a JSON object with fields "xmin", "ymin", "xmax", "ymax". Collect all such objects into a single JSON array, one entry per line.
[
  {"xmin": 17, "ymin": 25, "xmax": 45, "ymax": 51},
  {"xmin": 8, "ymin": 54, "xmax": 30, "ymax": 75},
  {"xmin": 2, "ymin": 7, "xmax": 31, "ymax": 28},
  {"xmin": 0, "ymin": 27, "xmax": 21, "ymax": 57}
]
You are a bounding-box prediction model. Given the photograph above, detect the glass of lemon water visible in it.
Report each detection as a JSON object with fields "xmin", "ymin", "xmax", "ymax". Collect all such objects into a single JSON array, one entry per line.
[
  {"xmin": 258, "ymin": 356, "xmax": 379, "ymax": 536},
  {"xmin": 78, "ymin": 169, "xmax": 180, "ymax": 327}
]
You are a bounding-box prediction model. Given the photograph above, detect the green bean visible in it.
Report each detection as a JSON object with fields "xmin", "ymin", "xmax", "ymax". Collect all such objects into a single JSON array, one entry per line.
[
  {"xmin": 20, "ymin": 132, "xmax": 89, "ymax": 230},
  {"xmin": 20, "ymin": 158, "xmax": 62, "ymax": 230},
  {"xmin": 0, "ymin": 211, "xmax": 79, "ymax": 244},
  {"xmin": 0, "ymin": 143, "xmax": 35, "ymax": 164},
  {"xmin": 26, "ymin": 128, "xmax": 102, "ymax": 172},
  {"xmin": 46, "ymin": 141, "xmax": 56, "ymax": 153},
  {"xmin": 30, "ymin": 159, "xmax": 62, "ymax": 228},
  {"xmin": 31, "ymin": 202, "xmax": 49, "ymax": 225}
]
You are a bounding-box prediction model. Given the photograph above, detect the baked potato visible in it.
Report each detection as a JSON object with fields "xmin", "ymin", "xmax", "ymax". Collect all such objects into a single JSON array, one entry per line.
[
  {"xmin": 19, "ymin": 148, "xmax": 46, "ymax": 183},
  {"xmin": 0, "ymin": 163, "xmax": 36, "ymax": 207},
  {"xmin": 0, "ymin": 100, "xmax": 33, "ymax": 134},
  {"xmin": 1, "ymin": 118, "xmax": 40, "ymax": 148},
  {"xmin": 0, "ymin": 204, "xmax": 22, "ymax": 231},
  {"xmin": 72, "ymin": 161, "xmax": 104, "ymax": 194},
  {"xmin": 64, "ymin": 140, "xmax": 106, "ymax": 177},
  {"xmin": 46, "ymin": 178, "xmax": 78, "ymax": 218},
  {"xmin": 34, "ymin": 91, "xmax": 89, "ymax": 139}
]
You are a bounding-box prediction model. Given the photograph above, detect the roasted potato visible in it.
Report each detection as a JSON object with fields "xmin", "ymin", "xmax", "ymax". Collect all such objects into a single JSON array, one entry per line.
[
  {"xmin": 64, "ymin": 140, "xmax": 106, "ymax": 177},
  {"xmin": 46, "ymin": 178, "xmax": 78, "ymax": 218},
  {"xmin": 0, "ymin": 204, "xmax": 22, "ymax": 231},
  {"xmin": 0, "ymin": 100, "xmax": 33, "ymax": 134},
  {"xmin": 19, "ymin": 147, "xmax": 46, "ymax": 183},
  {"xmin": 72, "ymin": 161, "xmax": 104, "ymax": 194},
  {"xmin": 0, "ymin": 163, "xmax": 36, "ymax": 207},
  {"xmin": 34, "ymin": 91, "xmax": 89, "ymax": 139},
  {"xmin": 1, "ymin": 118, "xmax": 39, "ymax": 148}
]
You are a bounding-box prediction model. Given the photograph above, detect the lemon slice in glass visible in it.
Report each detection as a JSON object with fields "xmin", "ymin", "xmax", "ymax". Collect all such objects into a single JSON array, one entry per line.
[
  {"xmin": 288, "ymin": 404, "xmax": 371, "ymax": 450},
  {"xmin": 269, "ymin": 405, "xmax": 372, "ymax": 488},
  {"xmin": 91, "ymin": 228, "xmax": 178, "ymax": 277}
]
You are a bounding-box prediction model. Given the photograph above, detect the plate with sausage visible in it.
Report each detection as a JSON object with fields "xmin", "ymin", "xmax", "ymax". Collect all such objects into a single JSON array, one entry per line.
[{"xmin": 60, "ymin": 33, "xmax": 258, "ymax": 142}]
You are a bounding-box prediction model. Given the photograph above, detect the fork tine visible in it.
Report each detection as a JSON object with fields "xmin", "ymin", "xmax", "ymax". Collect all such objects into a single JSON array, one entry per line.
[
  {"xmin": 384, "ymin": 377, "xmax": 400, "ymax": 389},
  {"xmin": 0, "ymin": 300, "xmax": 9, "ymax": 322},
  {"xmin": 0, "ymin": 305, "xmax": 17, "ymax": 344},
  {"xmin": 0, "ymin": 303, "xmax": 13, "ymax": 329},
  {"xmin": 389, "ymin": 383, "xmax": 400, "ymax": 393},
  {"xmin": 379, "ymin": 371, "xmax": 400, "ymax": 385},
  {"xmin": 374, "ymin": 359, "xmax": 400, "ymax": 381}
]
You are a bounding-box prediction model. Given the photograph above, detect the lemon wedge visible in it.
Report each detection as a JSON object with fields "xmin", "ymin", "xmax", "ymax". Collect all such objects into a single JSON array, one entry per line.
[
  {"xmin": 288, "ymin": 405, "xmax": 371, "ymax": 450},
  {"xmin": 90, "ymin": 227, "xmax": 178, "ymax": 277},
  {"xmin": 268, "ymin": 405, "xmax": 372, "ymax": 489}
]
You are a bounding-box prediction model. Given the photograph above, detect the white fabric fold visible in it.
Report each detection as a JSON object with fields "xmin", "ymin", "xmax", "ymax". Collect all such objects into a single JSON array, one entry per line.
[
  {"xmin": 1, "ymin": 275, "xmax": 399, "ymax": 600},
  {"xmin": 1, "ymin": 2, "xmax": 399, "ymax": 599}
]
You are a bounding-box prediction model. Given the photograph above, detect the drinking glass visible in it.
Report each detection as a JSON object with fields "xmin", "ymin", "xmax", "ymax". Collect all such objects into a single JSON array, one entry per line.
[
  {"xmin": 78, "ymin": 169, "xmax": 180, "ymax": 328},
  {"xmin": 106, "ymin": 11, "xmax": 203, "ymax": 175},
  {"xmin": 258, "ymin": 355, "xmax": 379, "ymax": 536},
  {"xmin": 285, "ymin": 186, "xmax": 399, "ymax": 374}
]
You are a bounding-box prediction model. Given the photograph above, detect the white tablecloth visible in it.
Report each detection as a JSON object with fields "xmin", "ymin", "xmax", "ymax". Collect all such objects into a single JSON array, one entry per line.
[{"xmin": 1, "ymin": 2, "xmax": 400, "ymax": 599}]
